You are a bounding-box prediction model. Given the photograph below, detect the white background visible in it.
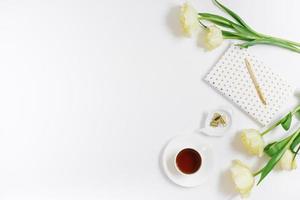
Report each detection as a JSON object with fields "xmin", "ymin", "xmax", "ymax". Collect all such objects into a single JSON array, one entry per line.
[{"xmin": 0, "ymin": 0, "xmax": 300, "ymax": 199}]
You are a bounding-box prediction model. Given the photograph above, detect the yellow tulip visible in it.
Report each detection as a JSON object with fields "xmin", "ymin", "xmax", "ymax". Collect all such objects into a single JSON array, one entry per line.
[
  {"xmin": 203, "ymin": 25, "xmax": 223, "ymax": 50},
  {"xmin": 230, "ymin": 160, "xmax": 255, "ymax": 198},
  {"xmin": 279, "ymin": 149, "xmax": 297, "ymax": 170},
  {"xmin": 241, "ymin": 129, "xmax": 265, "ymax": 157},
  {"xmin": 179, "ymin": 3, "xmax": 200, "ymax": 37}
]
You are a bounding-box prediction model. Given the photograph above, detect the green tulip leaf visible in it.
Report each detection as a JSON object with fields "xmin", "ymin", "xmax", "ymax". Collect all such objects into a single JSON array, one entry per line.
[
  {"xmin": 292, "ymin": 145, "xmax": 300, "ymax": 161},
  {"xmin": 264, "ymin": 142, "xmax": 278, "ymax": 157},
  {"xmin": 295, "ymin": 110, "xmax": 300, "ymax": 120},
  {"xmin": 281, "ymin": 112, "xmax": 292, "ymax": 131},
  {"xmin": 212, "ymin": 0, "xmax": 255, "ymax": 33},
  {"xmin": 290, "ymin": 132, "xmax": 300, "ymax": 153},
  {"xmin": 259, "ymin": 130, "xmax": 299, "ymax": 185},
  {"xmin": 231, "ymin": 23, "xmax": 257, "ymax": 39},
  {"xmin": 258, "ymin": 147, "xmax": 287, "ymax": 185},
  {"xmin": 222, "ymin": 30, "xmax": 252, "ymax": 41},
  {"xmin": 198, "ymin": 13, "xmax": 235, "ymax": 28},
  {"xmin": 264, "ymin": 137, "xmax": 290, "ymax": 157}
]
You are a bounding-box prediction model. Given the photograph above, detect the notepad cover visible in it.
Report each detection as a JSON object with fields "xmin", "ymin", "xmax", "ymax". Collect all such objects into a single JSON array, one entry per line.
[{"xmin": 204, "ymin": 45, "xmax": 294, "ymax": 125}]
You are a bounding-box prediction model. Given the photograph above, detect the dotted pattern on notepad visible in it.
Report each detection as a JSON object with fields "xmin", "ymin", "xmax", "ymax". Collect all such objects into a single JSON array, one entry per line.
[{"xmin": 205, "ymin": 45, "xmax": 294, "ymax": 125}]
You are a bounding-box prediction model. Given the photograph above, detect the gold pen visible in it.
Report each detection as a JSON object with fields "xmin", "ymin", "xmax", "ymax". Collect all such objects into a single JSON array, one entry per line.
[{"xmin": 244, "ymin": 58, "xmax": 267, "ymax": 105}]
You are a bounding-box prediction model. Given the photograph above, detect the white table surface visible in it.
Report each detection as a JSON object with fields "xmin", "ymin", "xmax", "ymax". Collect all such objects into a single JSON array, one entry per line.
[{"xmin": 0, "ymin": 0, "xmax": 300, "ymax": 199}]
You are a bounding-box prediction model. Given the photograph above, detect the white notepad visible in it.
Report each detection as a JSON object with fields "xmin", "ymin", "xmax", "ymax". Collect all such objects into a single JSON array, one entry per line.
[{"xmin": 205, "ymin": 44, "xmax": 294, "ymax": 126}]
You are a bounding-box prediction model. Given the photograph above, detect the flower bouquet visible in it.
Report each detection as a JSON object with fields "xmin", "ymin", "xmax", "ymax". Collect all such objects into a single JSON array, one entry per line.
[
  {"xmin": 232, "ymin": 105, "xmax": 300, "ymax": 197},
  {"xmin": 180, "ymin": 0, "xmax": 300, "ymax": 52}
]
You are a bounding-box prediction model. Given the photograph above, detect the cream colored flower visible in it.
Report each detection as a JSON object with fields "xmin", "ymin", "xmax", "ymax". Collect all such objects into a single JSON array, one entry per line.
[
  {"xmin": 279, "ymin": 149, "xmax": 297, "ymax": 170},
  {"xmin": 179, "ymin": 2, "xmax": 200, "ymax": 37},
  {"xmin": 230, "ymin": 160, "xmax": 255, "ymax": 198},
  {"xmin": 240, "ymin": 129, "xmax": 265, "ymax": 157},
  {"xmin": 203, "ymin": 25, "xmax": 223, "ymax": 50}
]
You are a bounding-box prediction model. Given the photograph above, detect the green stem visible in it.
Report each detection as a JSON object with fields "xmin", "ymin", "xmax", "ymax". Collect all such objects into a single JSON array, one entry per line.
[
  {"xmin": 222, "ymin": 30, "xmax": 254, "ymax": 41},
  {"xmin": 274, "ymin": 132, "xmax": 295, "ymax": 146},
  {"xmin": 263, "ymin": 38, "xmax": 300, "ymax": 53},
  {"xmin": 286, "ymin": 129, "xmax": 300, "ymax": 148},
  {"xmin": 260, "ymin": 105, "xmax": 300, "ymax": 136},
  {"xmin": 257, "ymin": 33, "xmax": 300, "ymax": 47},
  {"xmin": 238, "ymin": 39, "xmax": 300, "ymax": 53},
  {"xmin": 253, "ymin": 169, "xmax": 262, "ymax": 176},
  {"xmin": 199, "ymin": 21, "xmax": 207, "ymax": 29},
  {"xmin": 292, "ymin": 144, "xmax": 300, "ymax": 161},
  {"xmin": 261, "ymin": 121, "xmax": 281, "ymax": 136},
  {"xmin": 292, "ymin": 105, "xmax": 300, "ymax": 115}
]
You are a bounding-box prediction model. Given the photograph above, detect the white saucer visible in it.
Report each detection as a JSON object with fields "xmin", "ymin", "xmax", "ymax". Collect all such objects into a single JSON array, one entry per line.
[
  {"xmin": 161, "ymin": 134, "xmax": 214, "ymax": 187},
  {"xmin": 200, "ymin": 107, "xmax": 233, "ymax": 137}
]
